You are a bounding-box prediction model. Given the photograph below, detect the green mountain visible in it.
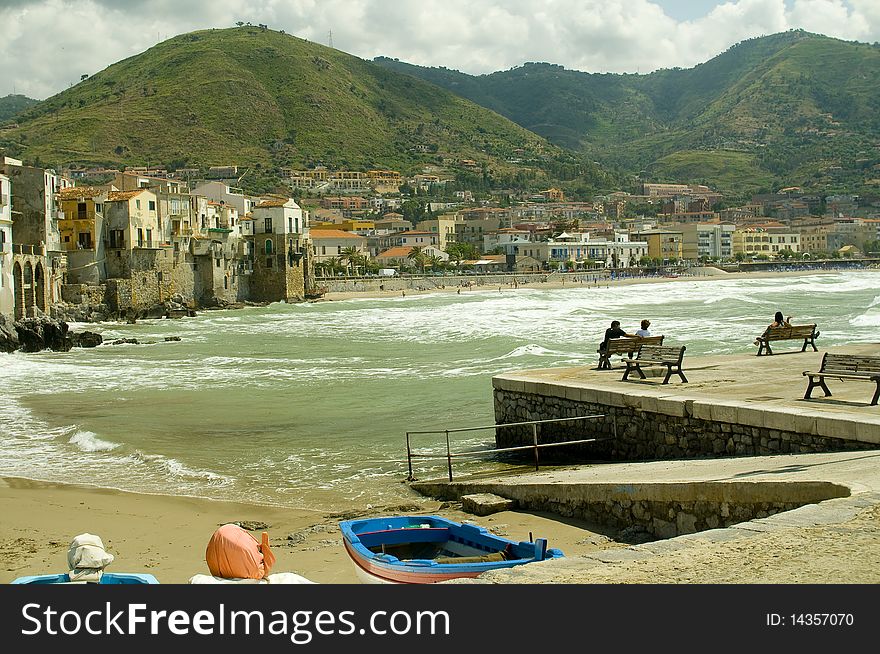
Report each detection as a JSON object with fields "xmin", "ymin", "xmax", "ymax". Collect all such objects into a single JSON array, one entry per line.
[
  {"xmin": 376, "ymin": 31, "xmax": 880, "ymax": 199},
  {"xmin": 0, "ymin": 27, "xmax": 602, "ymax": 190},
  {"xmin": 0, "ymin": 94, "xmax": 39, "ymax": 123}
]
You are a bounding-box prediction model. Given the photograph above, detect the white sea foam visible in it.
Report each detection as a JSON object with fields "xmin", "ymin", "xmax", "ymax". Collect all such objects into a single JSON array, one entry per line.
[{"xmin": 68, "ymin": 430, "xmax": 120, "ymax": 452}]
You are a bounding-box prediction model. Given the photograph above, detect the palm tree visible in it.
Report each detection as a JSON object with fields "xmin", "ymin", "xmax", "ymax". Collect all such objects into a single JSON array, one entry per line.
[
  {"xmin": 325, "ymin": 256, "xmax": 345, "ymax": 276},
  {"xmin": 407, "ymin": 246, "xmax": 428, "ymax": 274},
  {"xmin": 340, "ymin": 246, "xmax": 362, "ymax": 276},
  {"xmin": 427, "ymin": 254, "xmax": 443, "ymax": 272}
]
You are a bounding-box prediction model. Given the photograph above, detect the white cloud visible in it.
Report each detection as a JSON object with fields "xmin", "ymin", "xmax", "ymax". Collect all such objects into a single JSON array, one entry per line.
[{"xmin": 1, "ymin": 0, "xmax": 878, "ymax": 100}]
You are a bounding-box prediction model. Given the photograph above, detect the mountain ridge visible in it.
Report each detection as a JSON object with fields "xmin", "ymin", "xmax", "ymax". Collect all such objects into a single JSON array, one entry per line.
[
  {"xmin": 1, "ymin": 27, "xmax": 605, "ymax": 193},
  {"xmin": 375, "ymin": 30, "xmax": 880, "ymax": 198}
]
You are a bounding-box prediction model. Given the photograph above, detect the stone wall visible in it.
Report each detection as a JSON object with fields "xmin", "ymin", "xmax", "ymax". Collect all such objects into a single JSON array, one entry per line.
[
  {"xmin": 493, "ymin": 387, "xmax": 879, "ymax": 462},
  {"xmin": 60, "ymin": 284, "xmax": 106, "ymax": 306},
  {"xmin": 410, "ymin": 479, "xmax": 849, "ymax": 539},
  {"xmin": 249, "ymin": 235, "xmax": 306, "ymax": 303}
]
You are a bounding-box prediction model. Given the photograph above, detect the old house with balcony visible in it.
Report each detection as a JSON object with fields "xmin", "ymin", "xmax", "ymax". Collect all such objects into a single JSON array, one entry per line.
[
  {"xmin": 102, "ymin": 188, "xmax": 175, "ymax": 314},
  {"xmin": 57, "ymin": 186, "xmax": 109, "ymax": 285},
  {"xmin": 247, "ymin": 198, "xmax": 311, "ymax": 302}
]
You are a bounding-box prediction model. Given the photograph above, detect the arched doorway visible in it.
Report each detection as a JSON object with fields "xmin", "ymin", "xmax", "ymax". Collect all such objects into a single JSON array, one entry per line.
[
  {"xmin": 13, "ymin": 261, "xmax": 23, "ymax": 320},
  {"xmin": 34, "ymin": 262, "xmax": 46, "ymax": 313},
  {"xmin": 23, "ymin": 261, "xmax": 34, "ymax": 317}
]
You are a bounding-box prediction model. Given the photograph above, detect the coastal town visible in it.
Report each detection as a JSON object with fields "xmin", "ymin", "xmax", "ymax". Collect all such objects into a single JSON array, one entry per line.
[
  {"xmin": 2, "ymin": 2, "xmax": 880, "ymax": 628},
  {"xmin": 1, "ymin": 157, "xmax": 878, "ymax": 323}
]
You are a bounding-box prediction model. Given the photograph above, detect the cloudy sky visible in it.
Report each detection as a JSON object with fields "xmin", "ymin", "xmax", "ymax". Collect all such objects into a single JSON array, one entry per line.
[{"xmin": 2, "ymin": 0, "xmax": 879, "ymax": 100}]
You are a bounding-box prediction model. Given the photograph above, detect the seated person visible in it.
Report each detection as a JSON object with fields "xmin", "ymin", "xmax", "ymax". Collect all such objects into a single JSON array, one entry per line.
[
  {"xmin": 599, "ymin": 320, "xmax": 631, "ymax": 351},
  {"xmin": 769, "ymin": 311, "xmax": 792, "ymax": 328},
  {"xmin": 189, "ymin": 523, "xmax": 315, "ymax": 584},
  {"xmin": 635, "ymin": 319, "xmax": 651, "ymax": 337}
]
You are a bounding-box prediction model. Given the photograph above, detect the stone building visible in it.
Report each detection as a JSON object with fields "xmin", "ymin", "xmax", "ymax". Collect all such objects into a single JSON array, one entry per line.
[
  {"xmin": 246, "ymin": 198, "xmax": 310, "ymax": 302},
  {"xmin": 0, "ymin": 173, "xmax": 12, "ymax": 316},
  {"xmin": 57, "ymin": 186, "xmax": 109, "ymax": 285},
  {"xmin": 0, "ymin": 157, "xmax": 71, "ymax": 318}
]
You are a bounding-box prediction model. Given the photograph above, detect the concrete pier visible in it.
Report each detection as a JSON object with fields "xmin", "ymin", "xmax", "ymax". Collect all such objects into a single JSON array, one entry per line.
[
  {"xmin": 409, "ymin": 343, "xmax": 880, "ymax": 582},
  {"xmin": 492, "ymin": 344, "xmax": 880, "ymax": 459}
]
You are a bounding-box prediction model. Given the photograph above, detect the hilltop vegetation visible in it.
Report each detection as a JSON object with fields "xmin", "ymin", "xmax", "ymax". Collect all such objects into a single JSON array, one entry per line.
[
  {"xmin": 0, "ymin": 94, "xmax": 38, "ymax": 124},
  {"xmin": 376, "ymin": 31, "xmax": 880, "ymax": 200},
  {"xmin": 0, "ymin": 27, "xmax": 612, "ymax": 193}
]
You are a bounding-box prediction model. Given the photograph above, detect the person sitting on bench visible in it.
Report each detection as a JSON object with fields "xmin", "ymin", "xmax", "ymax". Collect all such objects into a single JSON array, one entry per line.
[{"xmin": 599, "ymin": 320, "xmax": 631, "ymax": 353}]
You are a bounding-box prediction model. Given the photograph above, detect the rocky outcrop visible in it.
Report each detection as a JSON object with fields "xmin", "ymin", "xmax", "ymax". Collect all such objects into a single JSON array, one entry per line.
[
  {"xmin": 0, "ymin": 315, "xmax": 20, "ymax": 353},
  {"xmin": 0, "ymin": 316, "xmax": 103, "ymax": 353},
  {"xmin": 70, "ymin": 330, "xmax": 104, "ymax": 348},
  {"xmin": 14, "ymin": 317, "xmax": 73, "ymax": 352}
]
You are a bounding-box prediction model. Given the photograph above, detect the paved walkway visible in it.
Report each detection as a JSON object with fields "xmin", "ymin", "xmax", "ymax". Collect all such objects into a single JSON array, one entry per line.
[{"xmin": 438, "ymin": 450, "xmax": 880, "ymax": 583}]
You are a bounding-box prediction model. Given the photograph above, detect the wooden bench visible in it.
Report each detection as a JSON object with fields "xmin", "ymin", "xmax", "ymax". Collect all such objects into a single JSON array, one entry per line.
[
  {"xmin": 621, "ymin": 344, "xmax": 688, "ymax": 384},
  {"xmin": 755, "ymin": 324, "xmax": 819, "ymax": 356},
  {"xmin": 803, "ymin": 353, "xmax": 880, "ymax": 406},
  {"xmin": 597, "ymin": 335, "xmax": 664, "ymax": 370}
]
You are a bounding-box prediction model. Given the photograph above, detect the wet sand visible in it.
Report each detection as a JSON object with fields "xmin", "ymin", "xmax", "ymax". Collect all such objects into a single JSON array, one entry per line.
[{"xmin": 0, "ymin": 476, "xmax": 618, "ymax": 584}]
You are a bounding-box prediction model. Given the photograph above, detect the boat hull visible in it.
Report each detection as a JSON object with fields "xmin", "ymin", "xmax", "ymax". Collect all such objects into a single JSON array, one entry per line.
[{"xmin": 339, "ymin": 515, "xmax": 564, "ymax": 585}]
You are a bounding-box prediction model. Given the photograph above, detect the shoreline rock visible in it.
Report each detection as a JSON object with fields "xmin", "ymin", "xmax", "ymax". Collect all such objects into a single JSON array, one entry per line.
[{"xmin": 0, "ymin": 316, "xmax": 103, "ymax": 353}]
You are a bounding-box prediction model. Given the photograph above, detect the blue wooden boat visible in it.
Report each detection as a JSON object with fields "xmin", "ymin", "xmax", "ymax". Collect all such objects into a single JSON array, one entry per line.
[
  {"xmin": 339, "ymin": 515, "xmax": 564, "ymax": 584},
  {"xmin": 11, "ymin": 573, "xmax": 159, "ymax": 584}
]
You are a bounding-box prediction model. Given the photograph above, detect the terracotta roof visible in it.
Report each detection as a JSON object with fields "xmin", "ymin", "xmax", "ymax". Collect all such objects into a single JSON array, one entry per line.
[
  {"xmin": 376, "ymin": 246, "xmax": 414, "ymax": 259},
  {"xmin": 255, "ymin": 199, "xmax": 291, "ymax": 208},
  {"xmin": 399, "ymin": 230, "xmax": 434, "ymax": 236},
  {"xmin": 309, "ymin": 229, "xmax": 365, "ymax": 240},
  {"xmin": 107, "ymin": 189, "xmax": 147, "ymax": 202},
  {"xmin": 57, "ymin": 186, "xmax": 106, "ymax": 200}
]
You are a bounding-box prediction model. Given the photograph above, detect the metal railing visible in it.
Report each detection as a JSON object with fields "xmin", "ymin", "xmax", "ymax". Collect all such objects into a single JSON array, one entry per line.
[{"xmin": 405, "ymin": 414, "xmax": 610, "ymax": 482}]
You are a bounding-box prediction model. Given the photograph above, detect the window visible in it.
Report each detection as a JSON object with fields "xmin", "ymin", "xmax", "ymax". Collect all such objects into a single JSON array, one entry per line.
[
  {"xmin": 216, "ymin": 258, "xmax": 221, "ymax": 268},
  {"xmin": 77, "ymin": 202, "xmax": 87, "ymax": 219},
  {"xmin": 149, "ymin": 200, "xmax": 156, "ymax": 211},
  {"xmin": 265, "ymin": 239, "xmax": 273, "ymax": 254},
  {"xmin": 146, "ymin": 229, "xmax": 152, "ymax": 245},
  {"xmin": 288, "ymin": 216, "xmax": 293, "ymax": 232},
  {"xmin": 137, "ymin": 228, "xmax": 144, "ymax": 247},
  {"xmin": 95, "ymin": 203, "xmax": 102, "ymax": 213},
  {"xmin": 136, "ymin": 200, "xmax": 141, "ymax": 210},
  {"xmin": 264, "ymin": 217, "xmax": 273, "ymax": 233}
]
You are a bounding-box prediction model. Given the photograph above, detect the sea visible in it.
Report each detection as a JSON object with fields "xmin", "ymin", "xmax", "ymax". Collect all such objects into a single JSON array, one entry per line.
[{"xmin": 1, "ymin": 270, "xmax": 878, "ymax": 512}]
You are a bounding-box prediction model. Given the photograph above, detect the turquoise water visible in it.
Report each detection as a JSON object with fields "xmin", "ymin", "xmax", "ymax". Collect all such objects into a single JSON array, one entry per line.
[{"xmin": 1, "ymin": 270, "xmax": 878, "ymax": 511}]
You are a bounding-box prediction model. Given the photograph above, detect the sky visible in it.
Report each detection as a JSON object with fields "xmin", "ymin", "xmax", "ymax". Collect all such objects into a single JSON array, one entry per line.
[{"xmin": 1, "ymin": 0, "xmax": 879, "ymax": 100}]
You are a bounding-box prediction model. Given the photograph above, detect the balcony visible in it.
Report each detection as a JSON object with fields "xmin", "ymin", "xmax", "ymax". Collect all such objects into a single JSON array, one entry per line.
[{"xmin": 133, "ymin": 240, "xmax": 166, "ymax": 250}]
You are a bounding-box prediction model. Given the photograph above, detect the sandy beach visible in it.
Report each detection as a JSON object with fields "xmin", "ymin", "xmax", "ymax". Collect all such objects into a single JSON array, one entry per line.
[
  {"xmin": 319, "ymin": 267, "xmax": 851, "ymax": 302},
  {"xmin": 0, "ymin": 476, "xmax": 618, "ymax": 584}
]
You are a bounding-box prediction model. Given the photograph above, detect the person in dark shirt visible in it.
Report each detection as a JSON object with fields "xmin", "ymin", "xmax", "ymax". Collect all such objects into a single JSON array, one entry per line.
[{"xmin": 600, "ymin": 320, "xmax": 631, "ymax": 352}]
